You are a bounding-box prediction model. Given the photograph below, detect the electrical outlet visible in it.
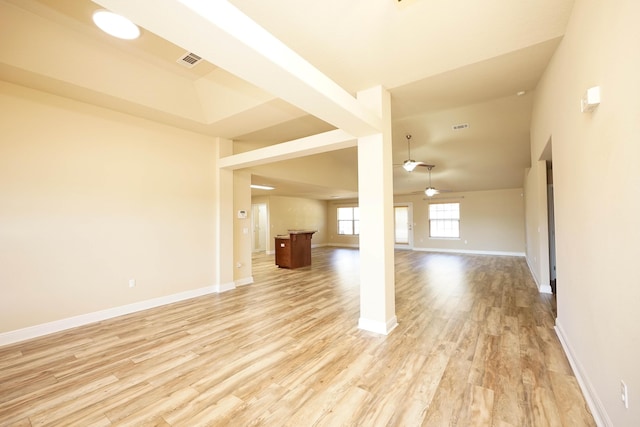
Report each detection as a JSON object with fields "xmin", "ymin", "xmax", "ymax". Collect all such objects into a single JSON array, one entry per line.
[
  {"xmin": 621, "ymin": 380, "xmax": 629, "ymax": 409},
  {"xmin": 128, "ymin": 278, "xmax": 136, "ymax": 288}
]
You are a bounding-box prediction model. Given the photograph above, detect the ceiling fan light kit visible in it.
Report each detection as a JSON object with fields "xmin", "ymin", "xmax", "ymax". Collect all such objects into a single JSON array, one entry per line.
[
  {"xmin": 399, "ymin": 134, "xmax": 443, "ymax": 196},
  {"xmin": 424, "ymin": 164, "xmax": 440, "ymax": 197},
  {"xmin": 403, "ymin": 160, "xmax": 418, "ymax": 172},
  {"xmin": 401, "ymin": 134, "xmax": 421, "ymax": 172}
]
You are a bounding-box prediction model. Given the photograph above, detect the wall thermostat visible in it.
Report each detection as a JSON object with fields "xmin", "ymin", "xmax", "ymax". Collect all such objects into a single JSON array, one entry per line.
[{"xmin": 237, "ymin": 210, "xmax": 247, "ymax": 219}]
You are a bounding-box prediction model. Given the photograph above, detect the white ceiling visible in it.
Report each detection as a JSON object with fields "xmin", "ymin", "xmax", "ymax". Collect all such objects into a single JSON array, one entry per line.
[{"xmin": 0, "ymin": 0, "xmax": 576, "ymax": 199}]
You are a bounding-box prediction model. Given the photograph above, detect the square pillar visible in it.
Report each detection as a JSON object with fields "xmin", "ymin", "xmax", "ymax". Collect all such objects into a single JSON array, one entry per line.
[
  {"xmin": 215, "ymin": 137, "xmax": 235, "ymax": 292},
  {"xmin": 356, "ymin": 86, "xmax": 397, "ymax": 334}
]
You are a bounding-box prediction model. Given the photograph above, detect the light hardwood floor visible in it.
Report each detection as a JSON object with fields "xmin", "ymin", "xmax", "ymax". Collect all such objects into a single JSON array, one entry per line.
[{"xmin": 0, "ymin": 248, "xmax": 595, "ymax": 426}]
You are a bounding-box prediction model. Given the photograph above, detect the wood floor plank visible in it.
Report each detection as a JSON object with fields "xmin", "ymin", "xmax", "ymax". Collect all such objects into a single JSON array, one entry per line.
[
  {"xmin": 0, "ymin": 248, "xmax": 596, "ymax": 426},
  {"xmin": 468, "ymin": 384, "xmax": 495, "ymax": 426},
  {"xmin": 549, "ymin": 370, "xmax": 597, "ymax": 427},
  {"xmin": 529, "ymin": 385, "xmax": 563, "ymax": 427}
]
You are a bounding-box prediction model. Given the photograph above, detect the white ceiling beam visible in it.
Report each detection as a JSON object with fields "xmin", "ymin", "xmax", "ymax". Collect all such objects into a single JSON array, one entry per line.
[
  {"xmin": 92, "ymin": 0, "xmax": 381, "ymax": 137},
  {"xmin": 218, "ymin": 129, "xmax": 356, "ymax": 170}
]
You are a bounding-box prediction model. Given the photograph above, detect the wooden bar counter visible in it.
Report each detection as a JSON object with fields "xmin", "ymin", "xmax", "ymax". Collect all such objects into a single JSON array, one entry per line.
[{"xmin": 274, "ymin": 230, "xmax": 316, "ymax": 269}]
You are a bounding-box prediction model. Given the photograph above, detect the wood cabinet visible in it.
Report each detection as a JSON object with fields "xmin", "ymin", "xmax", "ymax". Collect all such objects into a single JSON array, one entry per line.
[{"xmin": 275, "ymin": 230, "xmax": 316, "ymax": 269}]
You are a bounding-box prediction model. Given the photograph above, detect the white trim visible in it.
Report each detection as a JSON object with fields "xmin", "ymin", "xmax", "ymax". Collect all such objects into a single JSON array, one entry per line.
[
  {"xmin": 215, "ymin": 281, "xmax": 236, "ymax": 293},
  {"xmin": 394, "ymin": 202, "xmax": 414, "ymax": 249},
  {"xmin": 538, "ymin": 283, "xmax": 553, "ymax": 294},
  {"xmin": 413, "ymin": 247, "xmax": 525, "ymax": 257},
  {"xmin": 526, "ymin": 255, "xmax": 541, "ymax": 288},
  {"xmin": 235, "ymin": 277, "xmax": 254, "ymax": 287},
  {"xmin": 0, "ymin": 285, "xmax": 221, "ymax": 347},
  {"xmin": 358, "ymin": 316, "xmax": 398, "ymax": 335},
  {"xmin": 555, "ymin": 323, "xmax": 610, "ymax": 427},
  {"xmin": 326, "ymin": 243, "xmax": 359, "ymax": 249},
  {"xmin": 525, "ymin": 255, "xmax": 553, "ymax": 294}
]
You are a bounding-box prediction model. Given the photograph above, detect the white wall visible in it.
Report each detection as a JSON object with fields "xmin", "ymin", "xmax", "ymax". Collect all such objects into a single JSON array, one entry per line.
[
  {"xmin": 527, "ymin": 1, "xmax": 640, "ymax": 425},
  {"xmin": 0, "ymin": 82, "xmax": 217, "ymax": 335}
]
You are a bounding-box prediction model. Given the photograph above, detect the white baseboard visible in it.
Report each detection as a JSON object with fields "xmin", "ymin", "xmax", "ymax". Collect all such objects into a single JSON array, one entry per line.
[
  {"xmin": 326, "ymin": 243, "xmax": 360, "ymax": 249},
  {"xmin": 555, "ymin": 323, "xmax": 610, "ymax": 427},
  {"xmin": 538, "ymin": 283, "xmax": 553, "ymax": 294},
  {"xmin": 525, "ymin": 256, "xmax": 553, "ymax": 294},
  {"xmin": 358, "ymin": 316, "xmax": 398, "ymax": 335},
  {"xmin": 0, "ymin": 284, "xmax": 223, "ymax": 347},
  {"xmin": 527, "ymin": 257, "xmax": 541, "ymax": 289},
  {"xmin": 236, "ymin": 276, "xmax": 254, "ymax": 287},
  {"xmin": 412, "ymin": 247, "xmax": 525, "ymax": 257},
  {"xmin": 215, "ymin": 281, "xmax": 236, "ymax": 293}
]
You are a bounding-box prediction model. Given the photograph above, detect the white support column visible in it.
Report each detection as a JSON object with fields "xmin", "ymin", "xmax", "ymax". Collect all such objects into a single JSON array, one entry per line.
[
  {"xmin": 215, "ymin": 137, "xmax": 235, "ymax": 292},
  {"xmin": 356, "ymin": 86, "xmax": 397, "ymax": 335}
]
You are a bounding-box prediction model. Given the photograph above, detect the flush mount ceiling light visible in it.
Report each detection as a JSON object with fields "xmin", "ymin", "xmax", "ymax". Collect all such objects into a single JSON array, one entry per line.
[
  {"xmin": 250, "ymin": 184, "xmax": 275, "ymax": 190},
  {"xmin": 92, "ymin": 10, "xmax": 140, "ymax": 40}
]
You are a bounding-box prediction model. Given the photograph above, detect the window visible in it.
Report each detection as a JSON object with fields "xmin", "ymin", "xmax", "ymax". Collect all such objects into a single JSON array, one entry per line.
[
  {"xmin": 429, "ymin": 202, "xmax": 460, "ymax": 238},
  {"xmin": 337, "ymin": 207, "xmax": 359, "ymax": 235}
]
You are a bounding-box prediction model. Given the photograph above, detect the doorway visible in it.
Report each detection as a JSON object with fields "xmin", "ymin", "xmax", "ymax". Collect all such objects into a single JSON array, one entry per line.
[
  {"xmin": 251, "ymin": 203, "xmax": 267, "ymax": 253},
  {"xmin": 394, "ymin": 203, "xmax": 413, "ymax": 249},
  {"xmin": 547, "ymin": 163, "xmax": 557, "ymax": 294}
]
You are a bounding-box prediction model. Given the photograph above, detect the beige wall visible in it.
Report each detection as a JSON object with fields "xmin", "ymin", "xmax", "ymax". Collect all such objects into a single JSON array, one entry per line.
[
  {"xmin": 527, "ymin": 0, "xmax": 640, "ymax": 425},
  {"xmin": 326, "ymin": 190, "xmax": 525, "ymax": 254},
  {"xmin": 258, "ymin": 196, "xmax": 327, "ymax": 253},
  {"xmin": 0, "ymin": 82, "xmax": 217, "ymax": 333},
  {"xmin": 326, "ymin": 199, "xmax": 360, "ymax": 247},
  {"xmin": 523, "ymin": 159, "xmax": 552, "ymax": 292},
  {"xmin": 399, "ymin": 189, "xmax": 525, "ymax": 254},
  {"xmin": 233, "ymin": 171, "xmax": 252, "ymax": 282}
]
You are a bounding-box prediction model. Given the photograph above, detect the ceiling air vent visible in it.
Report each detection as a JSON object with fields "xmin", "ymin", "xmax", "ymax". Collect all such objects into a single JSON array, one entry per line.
[
  {"xmin": 176, "ymin": 52, "xmax": 202, "ymax": 68},
  {"xmin": 452, "ymin": 123, "xmax": 469, "ymax": 131}
]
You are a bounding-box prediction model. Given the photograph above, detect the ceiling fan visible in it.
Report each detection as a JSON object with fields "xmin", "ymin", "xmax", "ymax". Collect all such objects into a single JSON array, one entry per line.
[{"xmin": 398, "ymin": 134, "xmax": 427, "ymax": 172}]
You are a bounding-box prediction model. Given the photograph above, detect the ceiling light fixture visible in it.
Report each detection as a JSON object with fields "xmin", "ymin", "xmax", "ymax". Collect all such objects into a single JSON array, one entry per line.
[
  {"xmin": 92, "ymin": 10, "xmax": 140, "ymax": 40},
  {"xmin": 402, "ymin": 134, "xmax": 420, "ymax": 172},
  {"xmin": 403, "ymin": 160, "xmax": 418, "ymax": 172},
  {"xmin": 424, "ymin": 165, "xmax": 439, "ymax": 197},
  {"xmin": 250, "ymin": 184, "xmax": 275, "ymax": 190}
]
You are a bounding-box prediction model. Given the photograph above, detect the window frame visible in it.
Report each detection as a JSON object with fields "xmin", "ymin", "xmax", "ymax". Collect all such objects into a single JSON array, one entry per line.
[
  {"xmin": 337, "ymin": 206, "xmax": 359, "ymax": 236},
  {"xmin": 428, "ymin": 202, "xmax": 461, "ymax": 239}
]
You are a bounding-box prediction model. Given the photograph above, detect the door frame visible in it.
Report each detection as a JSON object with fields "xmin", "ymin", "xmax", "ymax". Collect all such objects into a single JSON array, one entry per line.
[
  {"xmin": 251, "ymin": 203, "xmax": 268, "ymax": 253},
  {"xmin": 394, "ymin": 202, "xmax": 414, "ymax": 250}
]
